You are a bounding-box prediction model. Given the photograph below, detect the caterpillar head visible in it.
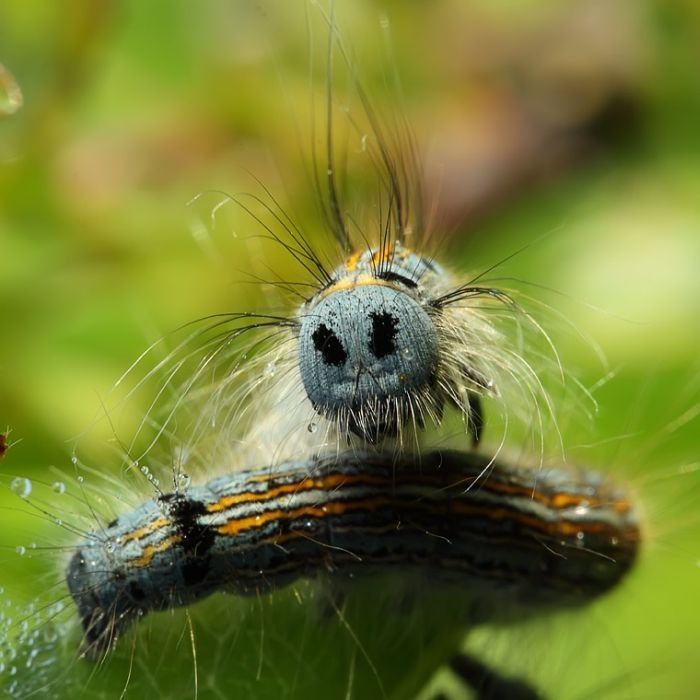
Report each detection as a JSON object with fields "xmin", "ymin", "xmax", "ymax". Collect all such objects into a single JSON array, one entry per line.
[{"xmin": 297, "ymin": 243, "xmax": 488, "ymax": 444}]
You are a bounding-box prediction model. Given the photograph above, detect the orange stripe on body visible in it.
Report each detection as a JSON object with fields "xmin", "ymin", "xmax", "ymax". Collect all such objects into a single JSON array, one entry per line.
[
  {"xmin": 215, "ymin": 492, "xmax": 639, "ymax": 544},
  {"xmin": 129, "ymin": 534, "xmax": 182, "ymax": 569},
  {"xmin": 216, "ymin": 496, "xmax": 393, "ymax": 537},
  {"xmin": 207, "ymin": 472, "xmax": 392, "ymax": 513},
  {"xmin": 477, "ymin": 478, "xmax": 633, "ymax": 515},
  {"xmin": 120, "ymin": 517, "xmax": 170, "ymax": 544}
]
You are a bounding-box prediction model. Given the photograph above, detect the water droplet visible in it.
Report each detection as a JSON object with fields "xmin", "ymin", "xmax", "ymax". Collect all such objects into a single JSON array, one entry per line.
[
  {"xmin": 264, "ymin": 361, "xmax": 277, "ymax": 378},
  {"xmin": 15, "ymin": 546, "xmax": 25, "ymax": 556},
  {"xmin": 176, "ymin": 473, "xmax": 191, "ymax": 490},
  {"xmin": 10, "ymin": 477, "xmax": 31, "ymax": 499},
  {"xmin": 307, "ymin": 422, "xmax": 318, "ymax": 433},
  {"xmin": 76, "ymin": 475, "xmax": 84, "ymax": 484},
  {"xmin": 51, "ymin": 481, "xmax": 66, "ymax": 494}
]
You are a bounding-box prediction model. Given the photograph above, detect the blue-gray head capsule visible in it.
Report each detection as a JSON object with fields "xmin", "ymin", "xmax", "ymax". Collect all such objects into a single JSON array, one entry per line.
[{"xmin": 298, "ymin": 244, "xmax": 442, "ymax": 440}]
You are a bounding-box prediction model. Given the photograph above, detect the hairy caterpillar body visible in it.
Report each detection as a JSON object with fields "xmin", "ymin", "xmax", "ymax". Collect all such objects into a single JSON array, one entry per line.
[{"xmin": 67, "ymin": 450, "xmax": 639, "ymax": 660}]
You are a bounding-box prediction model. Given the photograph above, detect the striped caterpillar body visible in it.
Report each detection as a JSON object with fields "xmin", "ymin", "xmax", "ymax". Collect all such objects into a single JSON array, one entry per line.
[{"xmin": 67, "ymin": 450, "xmax": 639, "ymax": 661}]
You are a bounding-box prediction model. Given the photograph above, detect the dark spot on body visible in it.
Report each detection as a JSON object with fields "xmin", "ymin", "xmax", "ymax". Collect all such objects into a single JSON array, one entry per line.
[
  {"xmin": 182, "ymin": 558, "xmax": 211, "ymax": 587},
  {"xmin": 160, "ymin": 492, "xmax": 215, "ymax": 586},
  {"xmin": 128, "ymin": 582, "xmax": 146, "ymax": 602}
]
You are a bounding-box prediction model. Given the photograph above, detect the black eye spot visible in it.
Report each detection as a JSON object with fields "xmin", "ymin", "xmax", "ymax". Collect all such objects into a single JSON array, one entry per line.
[
  {"xmin": 369, "ymin": 311, "xmax": 398, "ymax": 359},
  {"xmin": 312, "ymin": 323, "xmax": 347, "ymax": 366}
]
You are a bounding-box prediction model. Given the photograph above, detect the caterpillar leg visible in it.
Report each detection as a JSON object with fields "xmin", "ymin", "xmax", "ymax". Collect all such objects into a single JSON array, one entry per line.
[
  {"xmin": 434, "ymin": 652, "xmax": 545, "ymax": 700},
  {"xmin": 467, "ymin": 393, "xmax": 484, "ymax": 446}
]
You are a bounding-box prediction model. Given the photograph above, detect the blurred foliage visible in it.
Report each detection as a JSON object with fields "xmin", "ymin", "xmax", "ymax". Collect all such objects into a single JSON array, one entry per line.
[{"xmin": 1, "ymin": 1, "xmax": 699, "ymax": 698}]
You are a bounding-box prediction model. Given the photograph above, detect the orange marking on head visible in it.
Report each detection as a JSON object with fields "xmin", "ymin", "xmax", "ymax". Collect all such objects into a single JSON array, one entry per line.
[
  {"xmin": 315, "ymin": 274, "xmax": 402, "ymax": 301},
  {"xmin": 371, "ymin": 244, "xmax": 395, "ymax": 267},
  {"xmin": 344, "ymin": 250, "xmax": 364, "ymax": 271}
]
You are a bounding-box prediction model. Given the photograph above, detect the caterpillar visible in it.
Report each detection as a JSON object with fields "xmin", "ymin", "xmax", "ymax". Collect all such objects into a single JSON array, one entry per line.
[
  {"xmin": 3, "ymin": 3, "xmax": 698, "ymax": 699},
  {"xmin": 67, "ymin": 450, "xmax": 639, "ymax": 662}
]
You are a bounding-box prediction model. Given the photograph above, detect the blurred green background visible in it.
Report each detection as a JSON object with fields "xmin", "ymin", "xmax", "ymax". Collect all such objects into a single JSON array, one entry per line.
[{"xmin": 1, "ymin": 1, "xmax": 699, "ymax": 698}]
